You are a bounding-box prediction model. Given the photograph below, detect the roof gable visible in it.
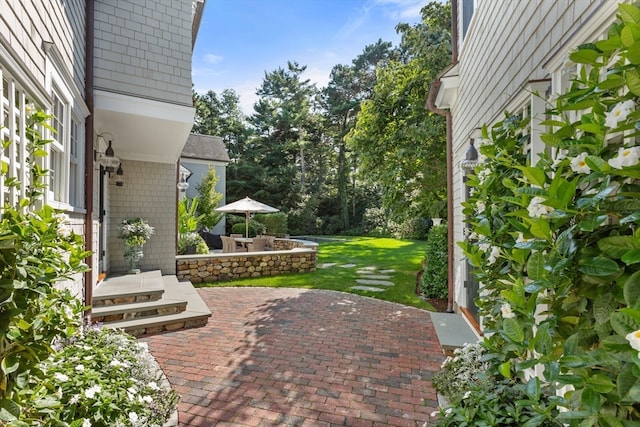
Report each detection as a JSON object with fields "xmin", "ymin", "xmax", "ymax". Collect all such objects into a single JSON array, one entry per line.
[{"xmin": 181, "ymin": 133, "xmax": 230, "ymax": 163}]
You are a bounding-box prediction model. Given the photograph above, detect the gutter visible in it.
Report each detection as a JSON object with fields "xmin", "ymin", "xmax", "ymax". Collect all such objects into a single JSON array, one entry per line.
[
  {"xmin": 424, "ymin": 0, "xmax": 458, "ymax": 313},
  {"xmin": 83, "ymin": 0, "xmax": 95, "ymax": 322}
]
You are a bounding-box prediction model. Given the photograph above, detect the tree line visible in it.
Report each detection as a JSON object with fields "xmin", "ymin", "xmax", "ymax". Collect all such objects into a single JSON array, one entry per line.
[{"xmin": 192, "ymin": 1, "xmax": 451, "ymax": 238}]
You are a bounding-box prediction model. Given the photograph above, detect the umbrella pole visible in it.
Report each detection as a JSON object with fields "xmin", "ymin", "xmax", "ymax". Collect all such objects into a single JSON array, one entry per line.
[{"xmin": 245, "ymin": 212, "xmax": 249, "ymax": 238}]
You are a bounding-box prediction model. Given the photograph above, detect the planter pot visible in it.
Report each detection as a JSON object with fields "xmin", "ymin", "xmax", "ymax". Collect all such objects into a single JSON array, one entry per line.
[
  {"xmin": 182, "ymin": 245, "xmax": 196, "ymax": 255},
  {"xmin": 124, "ymin": 244, "xmax": 144, "ymax": 274}
]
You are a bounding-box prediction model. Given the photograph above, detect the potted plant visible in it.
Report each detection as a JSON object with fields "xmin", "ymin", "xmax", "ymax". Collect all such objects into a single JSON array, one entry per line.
[{"xmin": 119, "ymin": 217, "xmax": 154, "ymax": 274}]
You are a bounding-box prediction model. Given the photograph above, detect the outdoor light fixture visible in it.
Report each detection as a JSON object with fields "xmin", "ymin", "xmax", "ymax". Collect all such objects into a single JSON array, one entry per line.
[
  {"xmin": 113, "ymin": 163, "xmax": 125, "ymax": 187},
  {"xmin": 96, "ymin": 133, "xmax": 120, "ymax": 174},
  {"xmin": 177, "ymin": 174, "xmax": 189, "ymax": 191},
  {"xmin": 459, "ymin": 139, "xmax": 478, "ymax": 173}
]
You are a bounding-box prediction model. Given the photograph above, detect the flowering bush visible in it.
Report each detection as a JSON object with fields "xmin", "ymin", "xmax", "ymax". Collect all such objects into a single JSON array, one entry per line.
[
  {"xmin": 23, "ymin": 327, "xmax": 178, "ymax": 426},
  {"xmin": 119, "ymin": 218, "xmax": 154, "ymax": 247},
  {"xmin": 0, "ymin": 109, "xmax": 90, "ymax": 421},
  {"xmin": 448, "ymin": 4, "xmax": 640, "ymax": 425},
  {"xmin": 431, "ymin": 343, "xmax": 489, "ymax": 405}
]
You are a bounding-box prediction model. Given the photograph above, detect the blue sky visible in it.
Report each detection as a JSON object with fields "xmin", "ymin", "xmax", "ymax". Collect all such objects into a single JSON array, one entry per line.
[{"xmin": 192, "ymin": 0, "xmax": 426, "ymax": 113}]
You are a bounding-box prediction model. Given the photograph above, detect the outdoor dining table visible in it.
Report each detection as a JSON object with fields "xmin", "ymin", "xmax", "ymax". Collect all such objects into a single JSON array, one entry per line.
[{"xmin": 233, "ymin": 237, "xmax": 253, "ymax": 250}]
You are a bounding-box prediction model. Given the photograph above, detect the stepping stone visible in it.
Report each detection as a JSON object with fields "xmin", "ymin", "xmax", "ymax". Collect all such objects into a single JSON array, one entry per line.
[
  {"xmin": 339, "ymin": 264, "xmax": 357, "ymax": 268},
  {"xmin": 318, "ymin": 263, "xmax": 337, "ymax": 268},
  {"xmin": 356, "ymin": 279, "xmax": 394, "ymax": 286},
  {"xmin": 358, "ymin": 274, "xmax": 392, "ymax": 280},
  {"xmin": 350, "ymin": 286, "xmax": 386, "ymax": 292},
  {"xmin": 379, "ymin": 269, "xmax": 395, "ymax": 274},
  {"xmin": 360, "ymin": 266, "xmax": 378, "ymax": 271}
]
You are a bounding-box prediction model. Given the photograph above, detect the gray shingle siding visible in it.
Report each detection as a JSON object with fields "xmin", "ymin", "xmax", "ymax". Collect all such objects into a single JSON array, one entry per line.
[{"xmin": 93, "ymin": 0, "xmax": 193, "ymax": 106}]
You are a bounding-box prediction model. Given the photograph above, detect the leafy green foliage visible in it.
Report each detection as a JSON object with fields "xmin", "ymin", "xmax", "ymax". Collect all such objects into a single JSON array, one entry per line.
[
  {"xmin": 421, "ymin": 225, "xmax": 448, "ymax": 298},
  {"xmin": 346, "ymin": 1, "xmax": 451, "ymax": 221},
  {"xmin": 22, "ymin": 328, "xmax": 178, "ymax": 426},
  {"xmin": 195, "ymin": 168, "xmax": 223, "ymax": 230},
  {"xmin": 452, "ymin": 5, "xmax": 640, "ymax": 423},
  {"xmin": 0, "ymin": 110, "xmax": 90, "ymax": 421},
  {"xmin": 257, "ymin": 212, "xmax": 288, "ymax": 235}
]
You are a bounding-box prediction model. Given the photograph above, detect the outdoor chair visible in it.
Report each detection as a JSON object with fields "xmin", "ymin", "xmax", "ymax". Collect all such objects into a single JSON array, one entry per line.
[
  {"xmin": 262, "ymin": 235, "xmax": 275, "ymax": 250},
  {"xmin": 221, "ymin": 236, "xmax": 236, "ymax": 253},
  {"xmin": 247, "ymin": 237, "xmax": 268, "ymax": 252}
]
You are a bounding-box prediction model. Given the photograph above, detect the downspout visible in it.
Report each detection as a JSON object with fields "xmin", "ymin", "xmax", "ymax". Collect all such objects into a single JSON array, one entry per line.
[
  {"xmin": 426, "ymin": 83, "xmax": 454, "ymax": 313},
  {"xmin": 425, "ymin": 0, "xmax": 458, "ymax": 313},
  {"xmin": 83, "ymin": 0, "xmax": 95, "ymax": 322}
]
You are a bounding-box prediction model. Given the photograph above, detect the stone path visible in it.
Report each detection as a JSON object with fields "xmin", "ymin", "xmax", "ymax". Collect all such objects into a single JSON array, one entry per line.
[{"xmin": 318, "ymin": 263, "xmax": 396, "ymax": 293}]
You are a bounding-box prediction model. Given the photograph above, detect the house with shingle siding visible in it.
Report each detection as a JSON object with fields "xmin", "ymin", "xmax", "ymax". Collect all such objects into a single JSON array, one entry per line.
[
  {"xmin": 429, "ymin": 0, "xmax": 627, "ymax": 330},
  {"xmin": 0, "ymin": 0, "xmax": 206, "ymax": 304}
]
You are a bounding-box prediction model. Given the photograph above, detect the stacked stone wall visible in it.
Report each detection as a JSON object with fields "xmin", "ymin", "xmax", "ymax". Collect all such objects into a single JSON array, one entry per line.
[{"xmin": 176, "ymin": 249, "xmax": 317, "ymax": 283}]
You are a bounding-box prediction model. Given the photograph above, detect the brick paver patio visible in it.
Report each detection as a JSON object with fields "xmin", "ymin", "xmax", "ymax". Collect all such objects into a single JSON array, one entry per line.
[{"xmin": 142, "ymin": 287, "xmax": 444, "ymax": 426}]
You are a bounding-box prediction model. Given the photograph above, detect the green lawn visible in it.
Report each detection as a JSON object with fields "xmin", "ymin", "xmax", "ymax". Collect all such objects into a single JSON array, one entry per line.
[{"xmin": 196, "ymin": 236, "xmax": 436, "ymax": 311}]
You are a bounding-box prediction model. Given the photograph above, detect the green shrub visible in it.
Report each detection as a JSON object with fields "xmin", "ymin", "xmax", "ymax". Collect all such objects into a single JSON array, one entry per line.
[
  {"xmin": 454, "ymin": 4, "xmax": 640, "ymax": 422},
  {"xmin": 258, "ymin": 212, "xmax": 288, "ymax": 235},
  {"xmin": 420, "ymin": 224, "xmax": 448, "ymax": 298},
  {"xmin": 26, "ymin": 327, "xmax": 178, "ymax": 426},
  {"xmin": 230, "ymin": 220, "xmax": 265, "ymax": 237},
  {"xmin": 0, "ymin": 110, "xmax": 90, "ymax": 420}
]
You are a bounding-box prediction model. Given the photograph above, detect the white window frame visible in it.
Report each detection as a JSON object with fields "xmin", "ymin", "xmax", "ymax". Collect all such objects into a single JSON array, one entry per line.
[
  {"xmin": 0, "ymin": 68, "xmax": 33, "ymax": 208},
  {"xmin": 45, "ymin": 56, "xmax": 86, "ymax": 211}
]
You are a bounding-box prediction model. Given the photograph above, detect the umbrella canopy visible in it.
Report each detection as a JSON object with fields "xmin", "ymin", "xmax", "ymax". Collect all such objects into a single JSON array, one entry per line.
[{"xmin": 215, "ymin": 196, "xmax": 279, "ymax": 238}]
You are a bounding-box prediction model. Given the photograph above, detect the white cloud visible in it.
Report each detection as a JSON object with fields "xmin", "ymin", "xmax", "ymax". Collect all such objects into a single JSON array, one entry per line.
[
  {"xmin": 203, "ymin": 53, "xmax": 224, "ymax": 64},
  {"xmin": 372, "ymin": 0, "xmax": 425, "ymax": 21}
]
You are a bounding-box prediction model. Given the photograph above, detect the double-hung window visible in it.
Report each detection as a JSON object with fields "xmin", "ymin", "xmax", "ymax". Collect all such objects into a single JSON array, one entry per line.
[{"xmin": 45, "ymin": 57, "xmax": 86, "ymax": 210}]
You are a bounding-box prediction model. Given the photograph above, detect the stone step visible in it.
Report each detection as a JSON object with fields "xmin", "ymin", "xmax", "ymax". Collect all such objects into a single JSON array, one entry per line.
[
  {"xmin": 93, "ymin": 270, "xmax": 165, "ymax": 307},
  {"xmin": 430, "ymin": 312, "xmax": 480, "ymax": 355},
  {"xmin": 92, "ymin": 298, "xmax": 188, "ymax": 324},
  {"xmin": 92, "ymin": 271, "xmax": 211, "ymax": 337}
]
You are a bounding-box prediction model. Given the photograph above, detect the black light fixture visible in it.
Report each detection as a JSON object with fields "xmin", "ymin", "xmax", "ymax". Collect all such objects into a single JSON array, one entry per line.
[
  {"xmin": 96, "ymin": 134, "xmax": 120, "ymax": 174},
  {"xmin": 114, "ymin": 163, "xmax": 125, "ymax": 187},
  {"xmin": 459, "ymin": 139, "xmax": 479, "ymax": 173}
]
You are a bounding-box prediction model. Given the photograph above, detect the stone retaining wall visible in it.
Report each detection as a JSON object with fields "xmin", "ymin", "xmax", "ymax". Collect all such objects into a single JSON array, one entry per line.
[{"xmin": 176, "ymin": 246, "xmax": 318, "ymax": 283}]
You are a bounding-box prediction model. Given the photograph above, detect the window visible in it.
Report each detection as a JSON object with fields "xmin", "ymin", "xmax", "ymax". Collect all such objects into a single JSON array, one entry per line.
[
  {"xmin": 0, "ymin": 67, "xmax": 34, "ymax": 207},
  {"xmin": 49, "ymin": 90, "xmax": 66, "ymax": 201},
  {"xmin": 45, "ymin": 61, "xmax": 86, "ymax": 210}
]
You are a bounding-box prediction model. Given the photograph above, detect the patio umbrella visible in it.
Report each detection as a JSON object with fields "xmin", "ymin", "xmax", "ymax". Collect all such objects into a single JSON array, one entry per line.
[{"xmin": 214, "ymin": 196, "xmax": 279, "ymax": 238}]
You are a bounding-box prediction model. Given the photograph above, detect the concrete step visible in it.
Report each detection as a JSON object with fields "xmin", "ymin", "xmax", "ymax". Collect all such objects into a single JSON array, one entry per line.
[
  {"xmin": 93, "ymin": 270, "xmax": 165, "ymax": 307},
  {"xmin": 430, "ymin": 312, "xmax": 480, "ymax": 355},
  {"xmin": 92, "ymin": 298, "xmax": 188, "ymax": 323},
  {"xmin": 92, "ymin": 271, "xmax": 211, "ymax": 337}
]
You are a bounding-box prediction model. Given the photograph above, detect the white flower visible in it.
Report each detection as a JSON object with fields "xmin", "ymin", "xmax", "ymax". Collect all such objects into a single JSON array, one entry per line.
[
  {"xmin": 139, "ymin": 395, "xmax": 153, "ymax": 403},
  {"xmin": 110, "ymin": 359, "xmax": 124, "ymax": 367},
  {"xmin": 444, "ymin": 407, "xmax": 453, "ymax": 416},
  {"xmin": 430, "ymin": 410, "xmax": 439, "ymax": 418},
  {"xmin": 570, "ymin": 152, "xmax": 590, "ymax": 174},
  {"xmin": 53, "ymin": 372, "xmax": 69, "ymax": 382},
  {"xmin": 147, "ymin": 381, "xmax": 159, "ymax": 391},
  {"xmin": 487, "ymin": 246, "xmax": 501, "ymax": 265},
  {"xmin": 475, "ymin": 200, "xmax": 486, "ymax": 214},
  {"xmin": 605, "ymin": 99, "xmax": 635, "ymax": 128},
  {"xmin": 478, "ymin": 241, "xmax": 491, "ymax": 253},
  {"xmin": 501, "ymin": 303, "xmax": 516, "ymax": 319},
  {"xmin": 138, "ymin": 342, "xmax": 149, "ymax": 351},
  {"xmin": 75, "ymin": 364, "xmax": 85, "ymax": 372},
  {"xmin": 69, "ymin": 394, "xmax": 80, "ymax": 404},
  {"xmin": 626, "ymin": 330, "xmax": 640, "ymax": 351},
  {"xmin": 608, "ymin": 146, "xmax": 640, "ymax": 169},
  {"xmin": 129, "ymin": 412, "xmax": 139, "ymax": 424},
  {"xmin": 82, "ymin": 419, "xmax": 91, "ymax": 427},
  {"xmin": 463, "ymin": 390, "xmax": 472, "ymax": 399},
  {"xmin": 527, "ymin": 196, "xmax": 553, "ymax": 218},
  {"xmin": 552, "ymin": 149, "xmax": 567, "ymax": 168},
  {"xmin": 55, "ymin": 213, "xmax": 71, "ymax": 238},
  {"xmin": 84, "ymin": 385, "xmax": 101, "ymax": 399}
]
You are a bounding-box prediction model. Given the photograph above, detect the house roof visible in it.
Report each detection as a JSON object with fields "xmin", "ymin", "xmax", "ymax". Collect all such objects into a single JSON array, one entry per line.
[{"xmin": 181, "ymin": 133, "xmax": 230, "ymax": 163}]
